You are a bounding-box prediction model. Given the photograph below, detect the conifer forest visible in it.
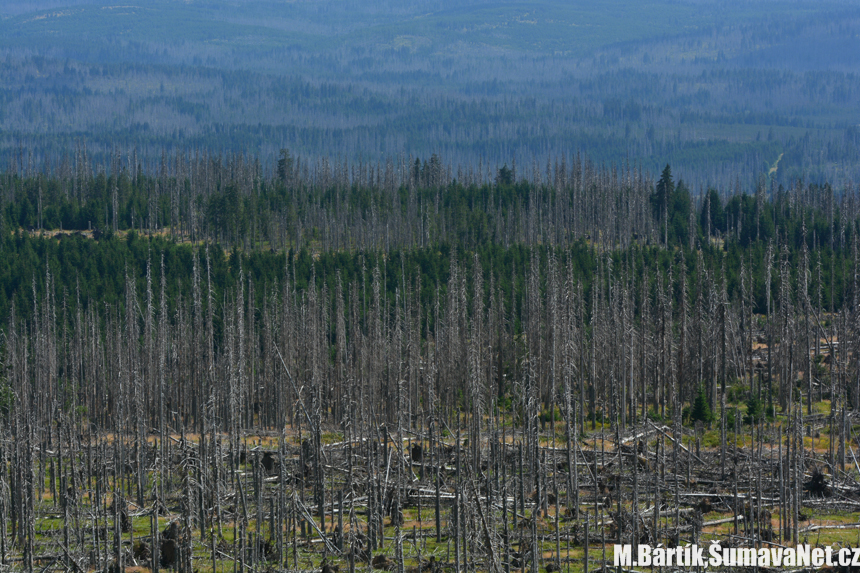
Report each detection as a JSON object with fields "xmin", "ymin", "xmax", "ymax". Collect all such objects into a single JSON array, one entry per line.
[{"xmin": 2, "ymin": 1, "xmax": 860, "ymax": 572}]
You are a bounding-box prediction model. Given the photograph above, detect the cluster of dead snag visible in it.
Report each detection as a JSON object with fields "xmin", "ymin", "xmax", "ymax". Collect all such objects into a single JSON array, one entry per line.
[
  {"xmin": 4, "ymin": 154, "xmax": 860, "ymax": 571},
  {"xmin": 3, "ymin": 397, "xmax": 860, "ymax": 573}
]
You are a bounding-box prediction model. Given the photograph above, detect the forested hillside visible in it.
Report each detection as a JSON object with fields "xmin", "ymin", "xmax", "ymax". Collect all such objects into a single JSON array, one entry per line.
[{"xmin": 2, "ymin": 0, "xmax": 860, "ymax": 188}]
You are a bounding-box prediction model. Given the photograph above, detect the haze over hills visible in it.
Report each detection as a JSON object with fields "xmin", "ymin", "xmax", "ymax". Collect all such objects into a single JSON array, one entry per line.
[{"xmin": 2, "ymin": 0, "xmax": 860, "ymax": 188}]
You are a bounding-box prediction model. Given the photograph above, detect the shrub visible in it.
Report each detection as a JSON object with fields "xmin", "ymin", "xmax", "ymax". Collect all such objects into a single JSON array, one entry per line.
[
  {"xmin": 744, "ymin": 393, "xmax": 762, "ymax": 424},
  {"xmin": 690, "ymin": 385, "xmax": 714, "ymax": 425}
]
